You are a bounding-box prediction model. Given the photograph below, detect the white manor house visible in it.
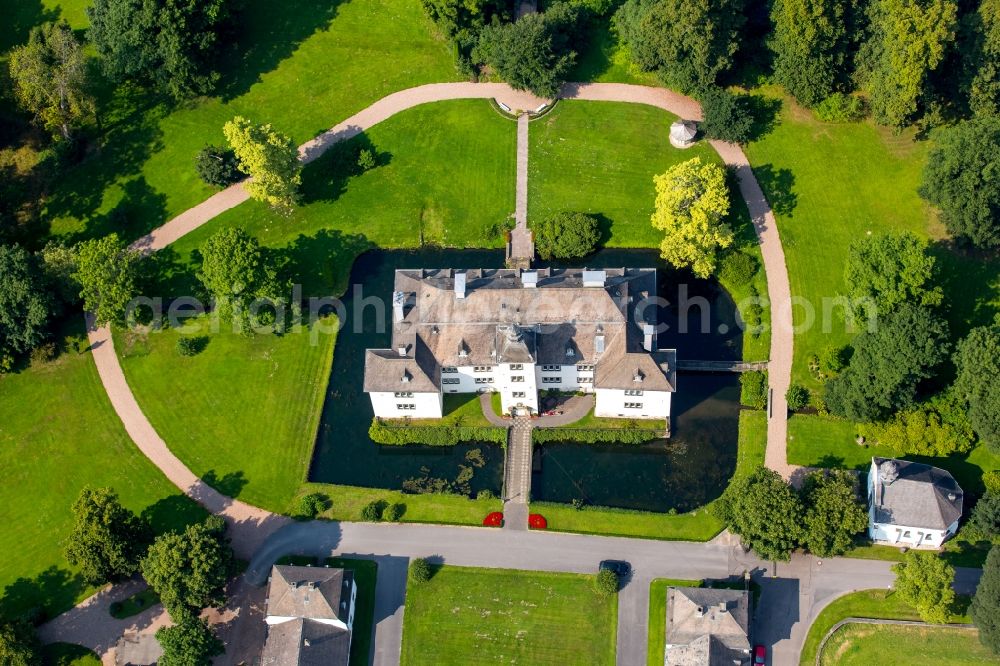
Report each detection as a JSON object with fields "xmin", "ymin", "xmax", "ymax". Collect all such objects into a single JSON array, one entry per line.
[{"xmin": 363, "ymin": 267, "xmax": 677, "ymax": 421}]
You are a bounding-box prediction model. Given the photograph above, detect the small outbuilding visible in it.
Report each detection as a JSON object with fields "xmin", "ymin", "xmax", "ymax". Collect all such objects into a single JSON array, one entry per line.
[
  {"xmin": 867, "ymin": 457, "xmax": 964, "ymax": 549},
  {"xmin": 670, "ymin": 120, "xmax": 698, "ymax": 149}
]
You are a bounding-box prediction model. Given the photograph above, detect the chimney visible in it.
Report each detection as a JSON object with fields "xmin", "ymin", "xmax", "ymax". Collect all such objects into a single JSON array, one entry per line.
[
  {"xmin": 401, "ymin": 370, "xmax": 411, "ymax": 384},
  {"xmin": 695, "ymin": 606, "xmax": 705, "ymax": 618},
  {"xmin": 633, "ymin": 369, "xmax": 644, "ymax": 383},
  {"xmin": 716, "ymin": 602, "xmax": 728, "ymax": 615},
  {"xmin": 397, "ymin": 344, "xmax": 407, "ymax": 357},
  {"xmin": 643, "ymin": 324, "xmax": 655, "ymax": 352},
  {"xmin": 455, "ymin": 272, "xmax": 467, "ymax": 300},
  {"xmin": 522, "ymin": 271, "xmax": 538, "ymax": 288},
  {"xmin": 303, "ymin": 639, "xmax": 311, "ymax": 647},
  {"xmin": 392, "ymin": 291, "xmax": 406, "ymax": 323},
  {"xmin": 582, "ymin": 270, "xmax": 606, "ymax": 288}
]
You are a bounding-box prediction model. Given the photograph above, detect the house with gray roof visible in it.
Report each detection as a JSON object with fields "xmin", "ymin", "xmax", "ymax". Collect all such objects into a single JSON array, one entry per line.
[
  {"xmin": 260, "ymin": 565, "xmax": 357, "ymax": 666},
  {"xmin": 363, "ymin": 267, "xmax": 677, "ymax": 421},
  {"xmin": 664, "ymin": 587, "xmax": 751, "ymax": 666},
  {"xmin": 867, "ymin": 457, "xmax": 964, "ymax": 548}
]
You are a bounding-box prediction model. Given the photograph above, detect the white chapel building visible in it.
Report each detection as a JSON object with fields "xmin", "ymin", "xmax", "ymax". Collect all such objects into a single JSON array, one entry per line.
[{"xmin": 363, "ymin": 267, "xmax": 677, "ymax": 421}]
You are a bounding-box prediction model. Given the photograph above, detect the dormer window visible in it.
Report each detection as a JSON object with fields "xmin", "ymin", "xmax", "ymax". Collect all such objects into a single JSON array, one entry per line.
[
  {"xmin": 633, "ymin": 369, "xmax": 644, "ymax": 383},
  {"xmin": 565, "ymin": 345, "xmax": 575, "ymax": 357},
  {"xmin": 401, "ymin": 370, "xmax": 412, "ymax": 384}
]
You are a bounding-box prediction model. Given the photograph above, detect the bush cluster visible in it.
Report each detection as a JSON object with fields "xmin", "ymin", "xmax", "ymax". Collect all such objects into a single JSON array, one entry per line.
[
  {"xmin": 369, "ymin": 419, "xmax": 506, "ymax": 446},
  {"xmin": 718, "ymin": 251, "xmax": 758, "ymax": 285},
  {"xmin": 194, "ymin": 145, "xmax": 241, "ymax": 187},
  {"xmin": 739, "ymin": 371, "xmax": 768, "ymax": 409},
  {"xmin": 814, "ymin": 93, "xmax": 866, "ymax": 122},
  {"xmin": 532, "ymin": 427, "xmax": 663, "ymax": 445}
]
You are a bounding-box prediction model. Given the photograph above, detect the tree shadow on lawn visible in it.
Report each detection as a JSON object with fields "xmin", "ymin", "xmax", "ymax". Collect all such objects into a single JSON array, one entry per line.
[
  {"xmin": 300, "ymin": 133, "xmax": 392, "ymax": 207},
  {"xmin": 140, "ymin": 493, "xmax": 210, "ymax": 536},
  {"xmin": 0, "ymin": 566, "xmax": 84, "ymax": 626},
  {"xmin": 69, "ymin": 175, "xmax": 169, "ymax": 244},
  {"xmin": 203, "ymin": 470, "xmax": 250, "ymax": 499},
  {"xmin": 216, "ymin": 0, "xmax": 346, "ymax": 102},
  {"xmin": 931, "ymin": 240, "xmax": 1000, "ymax": 339},
  {"xmin": 0, "ymin": 0, "xmax": 59, "ymax": 52},
  {"xmin": 751, "ymin": 164, "xmax": 797, "ymax": 218},
  {"xmin": 745, "ymin": 94, "xmax": 782, "ymax": 143},
  {"xmin": 275, "ymin": 228, "xmax": 373, "ymax": 298}
]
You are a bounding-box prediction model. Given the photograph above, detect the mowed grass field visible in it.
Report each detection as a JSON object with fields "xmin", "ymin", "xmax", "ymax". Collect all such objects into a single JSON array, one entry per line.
[
  {"xmin": 400, "ymin": 566, "xmax": 618, "ymax": 665},
  {"xmin": 0, "ymin": 323, "xmax": 205, "ymax": 619},
  {"xmin": 113, "ymin": 318, "xmax": 336, "ymax": 513},
  {"xmin": 819, "ymin": 624, "xmax": 994, "ymax": 665},
  {"xmin": 744, "ymin": 88, "xmax": 1000, "ymax": 387},
  {"xmin": 799, "ymin": 589, "xmax": 973, "ymax": 665},
  {"xmin": 25, "ymin": 0, "xmax": 459, "ymax": 243}
]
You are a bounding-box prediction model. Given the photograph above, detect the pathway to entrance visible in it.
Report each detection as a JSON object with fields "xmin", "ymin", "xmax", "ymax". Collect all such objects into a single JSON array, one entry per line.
[
  {"xmin": 503, "ymin": 417, "xmax": 533, "ymax": 530},
  {"xmin": 507, "ymin": 112, "xmax": 534, "ymax": 267}
]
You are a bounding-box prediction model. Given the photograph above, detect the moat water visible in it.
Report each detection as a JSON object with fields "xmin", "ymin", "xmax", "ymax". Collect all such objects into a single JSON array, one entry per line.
[{"xmin": 308, "ymin": 248, "xmax": 742, "ymax": 512}]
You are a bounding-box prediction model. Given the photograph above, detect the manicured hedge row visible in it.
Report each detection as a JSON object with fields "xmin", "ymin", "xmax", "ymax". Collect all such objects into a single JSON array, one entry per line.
[
  {"xmin": 532, "ymin": 427, "xmax": 664, "ymax": 445},
  {"xmin": 369, "ymin": 419, "xmax": 507, "ymax": 446}
]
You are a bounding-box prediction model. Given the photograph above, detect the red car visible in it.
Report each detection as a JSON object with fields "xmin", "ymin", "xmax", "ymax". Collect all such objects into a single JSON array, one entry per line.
[{"xmin": 753, "ymin": 645, "xmax": 766, "ymax": 664}]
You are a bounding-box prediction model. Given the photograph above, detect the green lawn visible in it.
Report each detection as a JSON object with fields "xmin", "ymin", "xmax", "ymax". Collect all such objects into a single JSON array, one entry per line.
[
  {"xmin": 390, "ymin": 393, "xmax": 495, "ymax": 429},
  {"xmin": 647, "ymin": 578, "xmax": 701, "ymax": 666},
  {"xmin": 819, "ymin": 623, "xmax": 992, "ymax": 665},
  {"xmin": 744, "ymin": 87, "xmax": 1000, "ymax": 387},
  {"xmin": 39, "ymin": 0, "xmax": 459, "ymax": 243},
  {"xmin": 534, "ymin": 410, "xmax": 766, "ymax": 540},
  {"xmin": 542, "ymin": 406, "xmax": 668, "ymax": 431},
  {"xmin": 114, "ymin": 317, "xmax": 336, "ymax": 514},
  {"xmin": 325, "ymin": 557, "xmax": 377, "ymax": 666},
  {"xmin": 0, "ymin": 322, "xmax": 206, "ymax": 620},
  {"xmin": 799, "ymin": 589, "xmax": 973, "ymax": 665},
  {"xmin": 41, "ymin": 643, "xmax": 101, "ymax": 666},
  {"xmin": 400, "ymin": 565, "xmax": 618, "ymax": 665},
  {"xmin": 294, "ymin": 482, "xmax": 501, "ymax": 525},
  {"xmin": 109, "ymin": 588, "xmax": 160, "ymax": 619}
]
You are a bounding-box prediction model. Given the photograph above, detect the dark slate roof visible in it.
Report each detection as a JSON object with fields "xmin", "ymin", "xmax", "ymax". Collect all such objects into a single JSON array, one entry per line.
[
  {"xmin": 665, "ymin": 587, "xmax": 751, "ymax": 666},
  {"xmin": 259, "ymin": 618, "xmax": 351, "ymax": 666},
  {"xmin": 871, "ymin": 457, "xmax": 964, "ymax": 530}
]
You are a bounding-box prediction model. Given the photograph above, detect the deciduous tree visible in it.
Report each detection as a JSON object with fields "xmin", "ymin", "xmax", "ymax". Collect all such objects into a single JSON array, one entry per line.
[
  {"xmin": 920, "ymin": 117, "xmax": 1000, "ymax": 248},
  {"xmin": 156, "ymin": 617, "xmax": 224, "ymax": 666},
  {"xmin": 892, "ymin": 551, "xmax": 955, "ymax": 623},
  {"xmin": 972, "ymin": 546, "xmax": 1000, "ymax": 653},
  {"xmin": 863, "ymin": 391, "xmax": 975, "ymax": 457},
  {"xmin": 962, "ymin": 0, "xmax": 1000, "ymax": 118},
  {"xmin": 954, "ymin": 319, "xmax": 1000, "ymax": 451},
  {"xmin": 0, "ymin": 622, "xmax": 40, "ymax": 666},
  {"xmin": 843, "ymin": 232, "xmax": 943, "ymax": 318},
  {"xmin": 223, "ymin": 117, "xmax": 301, "ymax": 211},
  {"xmin": 8, "ymin": 21, "xmax": 94, "ymax": 140},
  {"xmin": 700, "ymin": 86, "xmax": 755, "ymax": 144},
  {"xmin": 613, "ymin": 0, "xmax": 746, "ymax": 92},
  {"xmin": 651, "ymin": 158, "xmax": 732, "ymax": 277},
  {"xmin": 825, "ymin": 305, "xmax": 949, "ymax": 422},
  {"xmin": 141, "ymin": 516, "xmax": 234, "ymax": 619},
  {"xmin": 0, "ymin": 246, "xmax": 54, "ymax": 368},
  {"xmin": 421, "ymin": 0, "xmax": 510, "ymax": 47},
  {"xmin": 198, "ymin": 227, "xmax": 282, "ymax": 329},
  {"xmin": 88, "ymin": 0, "xmax": 230, "ymax": 100},
  {"xmin": 73, "ymin": 233, "xmax": 142, "ymax": 326},
  {"xmin": 857, "ymin": 0, "xmax": 957, "ymax": 128},
  {"xmin": 532, "ymin": 212, "xmax": 600, "ymax": 260},
  {"xmin": 801, "ymin": 470, "xmax": 867, "ymax": 557},
  {"xmin": 770, "ymin": 0, "xmax": 852, "ymax": 107},
  {"xmin": 713, "ymin": 467, "xmax": 804, "ymax": 561},
  {"xmin": 64, "ymin": 487, "xmax": 151, "ymax": 584}
]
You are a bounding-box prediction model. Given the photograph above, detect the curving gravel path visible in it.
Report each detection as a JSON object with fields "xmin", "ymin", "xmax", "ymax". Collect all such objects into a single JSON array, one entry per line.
[{"xmin": 55, "ymin": 81, "xmax": 799, "ymax": 664}]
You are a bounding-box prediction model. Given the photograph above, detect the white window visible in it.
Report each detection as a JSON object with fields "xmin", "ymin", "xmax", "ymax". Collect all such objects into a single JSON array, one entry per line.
[
  {"xmin": 511, "ymin": 375, "xmax": 524, "ymax": 382},
  {"xmin": 475, "ymin": 377, "xmax": 494, "ymax": 384},
  {"xmin": 394, "ymin": 391, "xmax": 414, "ymax": 398},
  {"xmin": 474, "ymin": 366, "xmax": 491, "ymax": 373},
  {"xmin": 442, "ymin": 367, "xmax": 458, "ymax": 373},
  {"xmin": 542, "ymin": 377, "xmax": 560, "ymax": 384},
  {"xmin": 510, "ymin": 364, "xmax": 523, "ymax": 370},
  {"xmin": 625, "ymin": 389, "xmax": 643, "ymax": 396},
  {"xmin": 512, "ymin": 391, "xmax": 526, "ymax": 398},
  {"xmin": 542, "ymin": 365, "xmax": 560, "ymax": 372},
  {"xmin": 442, "ymin": 378, "xmax": 460, "ymax": 385},
  {"xmin": 578, "ymin": 376, "xmax": 593, "ymax": 384},
  {"xmin": 396, "ymin": 403, "xmax": 416, "ymax": 410},
  {"xmin": 624, "ymin": 402, "xmax": 643, "ymax": 409},
  {"xmin": 577, "ymin": 364, "xmax": 594, "ymax": 371}
]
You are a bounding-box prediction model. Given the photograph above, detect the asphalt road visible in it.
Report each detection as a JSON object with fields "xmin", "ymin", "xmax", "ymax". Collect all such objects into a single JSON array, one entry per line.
[{"xmin": 243, "ymin": 521, "xmax": 983, "ymax": 666}]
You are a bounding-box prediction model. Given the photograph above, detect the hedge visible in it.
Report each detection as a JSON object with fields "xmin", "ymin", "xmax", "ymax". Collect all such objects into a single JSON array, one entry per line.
[
  {"xmin": 532, "ymin": 427, "xmax": 664, "ymax": 445},
  {"xmin": 369, "ymin": 419, "xmax": 507, "ymax": 446}
]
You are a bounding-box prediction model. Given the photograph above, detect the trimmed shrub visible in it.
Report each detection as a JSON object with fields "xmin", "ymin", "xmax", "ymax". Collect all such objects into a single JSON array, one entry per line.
[
  {"xmin": 369, "ymin": 419, "xmax": 507, "ymax": 446},
  {"xmin": 360, "ymin": 500, "xmax": 385, "ymax": 522},
  {"xmin": 195, "ymin": 145, "xmax": 241, "ymax": 187},
  {"xmin": 176, "ymin": 336, "xmax": 207, "ymax": 357},
  {"xmin": 298, "ymin": 492, "xmax": 328, "ymax": 518},
  {"xmin": 786, "ymin": 384, "xmax": 810, "ymax": 411},
  {"xmin": 820, "ymin": 344, "xmax": 850, "ymax": 374},
  {"xmin": 531, "ymin": 212, "xmax": 601, "ymax": 260},
  {"xmin": 595, "ymin": 568, "xmax": 619, "ymax": 596},
  {"xmin": 814, "ymin": 93, "xmax": 866, "ymax": 123},
  {"xmin": 357, "ymin": 148, "xmax": 376, "ymax": 171},
  {"xmin": 532, "ymin": 427, "xmax": 663, "ymax": 445},
  {"xmin": 410, "ymin": 557, "xmax": 432, "ymax": 583},
  {"xmin": 29, "ymin": 342, "xmax": 57, "ymax": 365},
  {"xmin": 384, "ymin": 503, "xmax": 405, "ymax": 521},
  {"xmin": 740, "ymin": 371, "xmax": 768, "ymax": 409},
  {"xmin": 719, "ymin": 251, "xmax": 758, "ymax": 285}
]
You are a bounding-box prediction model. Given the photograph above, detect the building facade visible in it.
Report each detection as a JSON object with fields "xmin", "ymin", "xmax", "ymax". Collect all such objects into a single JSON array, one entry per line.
[
  {"xmin": 363, "ymin": 267, "xmax": 677, "ymax": 422},
  {"xmin": 867, "ymin": 457, "xmax": 964, "ymax": 549}
]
